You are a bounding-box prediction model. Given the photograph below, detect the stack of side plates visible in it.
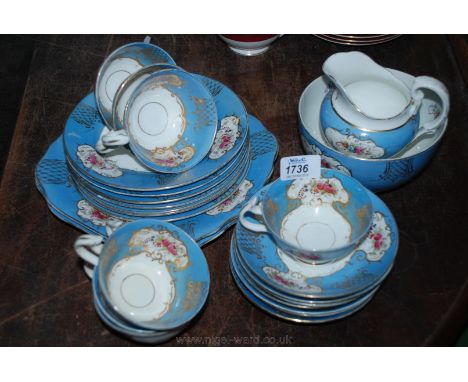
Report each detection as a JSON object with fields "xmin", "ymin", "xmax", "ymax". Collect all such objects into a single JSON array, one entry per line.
[
  {"xmin": 35, "ymin": 95, "xmax": 278, "ymax": 245},
  {"xmin": 229, "ymin": 185, "xmax": 398, "ymax": 323},
  {"xmin": 315, "ymin": 34, "xmax": 401, "ymax": 46}
]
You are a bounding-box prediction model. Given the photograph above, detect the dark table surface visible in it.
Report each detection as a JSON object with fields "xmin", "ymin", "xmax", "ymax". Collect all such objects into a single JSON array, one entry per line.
[{"xmin": 1, "ymin": 34, "xmax": 467, "ymax": 346}]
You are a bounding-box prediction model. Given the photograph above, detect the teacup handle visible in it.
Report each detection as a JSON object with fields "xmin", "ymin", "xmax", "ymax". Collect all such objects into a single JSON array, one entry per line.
[
  {"xmin": 239, "ymin": 196, "xmax": 268, "ymax": 233},
  {"xmin": 411, "ymin": 76, "xmax": 450, "ymax": 138},
  {"xmin": 100, "ymin": 130, "xmax": 130, "ymax": 150},
  {"xmin": 74, "ymin": 234, "xmax": 104, "ymax": 268},
  {"xmin": 83, "ymin": 264, "xmax": 95, "ymax": 279}
]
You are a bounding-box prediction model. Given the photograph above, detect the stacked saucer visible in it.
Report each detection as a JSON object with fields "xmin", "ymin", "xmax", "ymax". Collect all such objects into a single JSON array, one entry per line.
[{"xmin": 229, "ymin": 176, "xmax": 399, "ymax": 323}]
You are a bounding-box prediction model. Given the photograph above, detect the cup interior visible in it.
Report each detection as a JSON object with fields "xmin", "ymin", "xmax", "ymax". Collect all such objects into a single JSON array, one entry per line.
[
  {"xmin": 123, "ymin": 68, "xmax": 218, "ymax": 172},
  {"xmin": 261, "ymin": 170, "xmax": 373, "ymax": 253},
  {"xmin": 97, "ymin": 220, "xmax": 210, "ymax": 331}
]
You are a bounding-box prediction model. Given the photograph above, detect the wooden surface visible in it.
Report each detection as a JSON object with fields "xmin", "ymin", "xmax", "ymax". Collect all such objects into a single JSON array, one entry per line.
[{"xmin": 0, "ymin": 35, "xmax": 467, "ymax": 346}]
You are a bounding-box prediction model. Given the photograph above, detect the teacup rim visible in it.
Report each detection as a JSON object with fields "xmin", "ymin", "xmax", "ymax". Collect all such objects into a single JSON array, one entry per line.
[
  {"xmin": 256, "ymin": 170, "xmax": 374, "ymax": 257},
  {"xmin": 96, "ymin": 218, "xmax": 210, "ymax": 331}
]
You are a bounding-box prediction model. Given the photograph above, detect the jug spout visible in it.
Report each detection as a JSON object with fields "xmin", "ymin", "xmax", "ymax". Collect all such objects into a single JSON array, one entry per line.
[{"xmin": 323, "ymin": 51, "xmax": 412, "ymax": 119}]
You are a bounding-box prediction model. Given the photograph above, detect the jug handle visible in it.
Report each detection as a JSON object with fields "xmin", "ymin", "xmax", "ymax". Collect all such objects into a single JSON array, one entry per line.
[{"xmin": 411, "ymin": 76, "xmax": 450, "ymax": 138}]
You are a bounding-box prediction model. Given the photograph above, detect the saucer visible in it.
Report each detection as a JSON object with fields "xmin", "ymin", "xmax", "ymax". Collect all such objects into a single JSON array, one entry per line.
[
  {"xmin": 229, "ymin": 253, "xmax": 377, "ymax": 324},
  {"xmin": 235, "ymin": 185, "xmax": 398, "ymax": 299},
  {"xmin": 230, "ymin": 234, "xmax": 380, "ymax": 317},
  {"xmin": 64, "ymin": 75, "xmax": 249, "ymax": 191},
  {"xmin": 70, "ymin": 140, "xmax": 250, "ymax": 205},
  {"xmin": 66, "ymin": 135, "xmax": 250, "ymax": 199},
  {"xmin": 73, "ymin": 150, "xmax": 250, "ymax": 214},
  {"xmin": 75, "ymin": 154, "xmax": 251, "ymax": 221},
  {"xmin": 123, "ymin": 68, "xmax": 218, "ymax": 173},
  {"xmin": 36, "ymin": 115, "xmax": 278, "ymax": 244},
  {"xmin": 232, "ymin": 229, "xmax": 393, "ymax": 309}
]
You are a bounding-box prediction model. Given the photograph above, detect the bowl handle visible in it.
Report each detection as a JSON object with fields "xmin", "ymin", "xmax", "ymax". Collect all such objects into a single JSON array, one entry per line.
[
  {"xmin": 239, "ymin": 196, "xmax": 268, "ymax": 233},
  {"xmin": 412, "ymin": 76, "xmax": 450, "ymax": 138}
]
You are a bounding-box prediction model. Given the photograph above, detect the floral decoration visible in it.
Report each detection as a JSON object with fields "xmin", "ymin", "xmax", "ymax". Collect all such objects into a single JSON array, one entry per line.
[
  {"xmin": 150, "ymin": 146, "xmax": 195, "ymax": 168},
  {"xmin": 325, "ymin": 127, "xmax": 385, "ymax": 159},
  {"xmin": 206, "ymin": 180, "xmax": 253, "ymax": 215},
  {"xmin": 209, "ymin": 115, "xmax": 241, "ymax": 159},
  {"xmin": 263, "ymin": 266, "xmax": 321, "ymax": 293},
  {"xmin": 129, "ymin": 228, "xmax": 189, "ymax": 269},
  {"xmin": 77, "ymin": 200, "xmax": 125, "ymax": 229},
  {"xmin": 77, "ymin": 145, "xmax": 123, "ymax": 177},
  {"xmin": 355, "ymin": 212, "xmax": 391, "ymax": 261},
  {"xmin": 301, "ymin": 138, "xmax": 352, "ymax": 176},
  {"xmin": 287, "ymin": 177, "xmax": 348, "ymax": 205}
]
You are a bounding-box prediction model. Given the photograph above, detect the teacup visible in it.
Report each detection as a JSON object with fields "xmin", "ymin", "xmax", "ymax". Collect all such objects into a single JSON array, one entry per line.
[
  {"xmin": 98, "ymin": 67, "xmax": 218, "ymax": 173},
  {"xmin": 319, "ymin": 52, "xmax": 449, "ymax": 159},
  {"xmin": 74, "ymin": 219, "xmax": 210, "ymax": 331},
  {"xmin": 95, "ymin": 38, "xmax": 176, "ymax": 129},
  {"xmin": 239, "ymin": 170, "xmax": 373, "ymax": 264}
]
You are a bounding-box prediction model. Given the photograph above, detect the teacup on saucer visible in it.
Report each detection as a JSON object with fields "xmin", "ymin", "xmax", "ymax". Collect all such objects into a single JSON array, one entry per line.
[
  {"xmin": 239, "ymin": 170, "xmax": 373, "ymax": 264},
  {"xmin": 235, "ymin": 183, "xmax": 398, "ymax": 299}
]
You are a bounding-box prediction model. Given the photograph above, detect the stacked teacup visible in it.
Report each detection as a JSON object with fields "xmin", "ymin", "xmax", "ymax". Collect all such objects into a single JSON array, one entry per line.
[
  {"xmin": 299, "ymin": 51, "xmax": 450, "ymax": 192},
  {"xmin": 230, "ymin": 169, "xmax": 398, "ymax": 323},
  {"xmin": 75, "ymin": 219, "xmax": 210, "ymax": 344}
]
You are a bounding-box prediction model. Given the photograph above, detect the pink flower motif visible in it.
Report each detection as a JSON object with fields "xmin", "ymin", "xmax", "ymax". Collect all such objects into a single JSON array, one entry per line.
[
  {"xmin": 91, "ymin": 210, "xmax": 108, "ymax": 220},
  {"xmin": 274, "ymin": 273, "xmax": 292, "ymax": 286},
  {"xmin": 323, "ymin": 184, "xmax": 335, "ymax": 194},
  {"xmin": 162, "ymin": 238, "xmax": 177, "ymax": 255},
  {"xmin": 158, "ymin": 158, "xmax": 174, "ymax": 165},
  {"xmin": 220, "ymin": 135, "xmax": 231, "ymax": 149},
  {"xmin": 355, "ymin": 147, "xmax": 364, "ymax": 154},
  {"xmin": 374, "ymin": 239, "xmax": 382, "ymax": 249},
  {"xmin": 89, "ymin": 154, "xmax": 98, "ymax": 165}
]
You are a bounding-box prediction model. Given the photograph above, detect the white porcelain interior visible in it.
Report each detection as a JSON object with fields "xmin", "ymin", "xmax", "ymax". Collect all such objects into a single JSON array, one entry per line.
[
  {"xmin": 301, "ymin": 70, "xmax": 448, "ymax": 161},
  {"xmin": 127, "ymin": 85, "xmax": 184, "ymax": 150},
  {"xmin": 115, "ymin": 73, "xmax": 152, "ymax": 131},
  {"xmin": 97, "ymin": 58, "xmax": 143, "ymax": 113},
  {"xmin": 107, "ymin": 253, "xmax": 175, "ymax": 323},
  {"xmin": 281, "ymin": 204, "xmax": 352, "ymax": 251}
]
